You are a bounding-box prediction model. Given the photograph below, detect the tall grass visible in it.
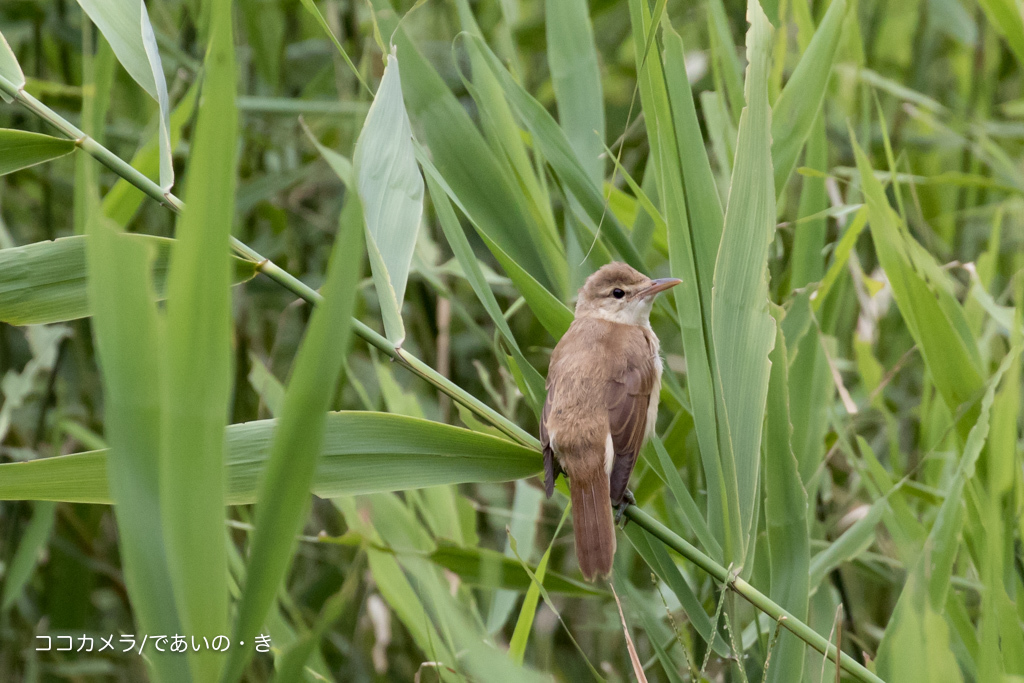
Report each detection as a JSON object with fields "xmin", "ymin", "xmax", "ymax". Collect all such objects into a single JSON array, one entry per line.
[{"xmin": 0, "ymin": 0, "xmax": 1022, "ymax": 681}]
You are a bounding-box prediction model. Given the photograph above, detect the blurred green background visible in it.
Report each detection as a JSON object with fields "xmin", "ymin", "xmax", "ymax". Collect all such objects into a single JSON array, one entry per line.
[{"xmin": 1, "ymin": 0, "xmax": 1023, "ymax": 681}]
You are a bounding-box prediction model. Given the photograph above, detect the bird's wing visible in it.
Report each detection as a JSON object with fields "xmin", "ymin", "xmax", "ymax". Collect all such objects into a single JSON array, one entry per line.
[
  {"xmin": 540, "ymin": 391, "xmax": 559, "ymax": 498},
  {"xmin": 606, "ymin": 331, "xmax": 659, "ymax": 503},
  {"xmin": 540, "ymin": 344, "xmax": 566, "ymax": 499}
]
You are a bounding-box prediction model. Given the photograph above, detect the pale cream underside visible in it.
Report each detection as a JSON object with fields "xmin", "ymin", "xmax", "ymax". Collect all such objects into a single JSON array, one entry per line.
[
  {"xmin": 585, "ymin": 297, "xmax": 656, "ymax": 328},
  {"xmin": 646, "ymin": 354, "xmax": 663, "ymax": 442},
  {"xmin": 604, "ymin": 432, "xmax": 614, "ymax": 476}
]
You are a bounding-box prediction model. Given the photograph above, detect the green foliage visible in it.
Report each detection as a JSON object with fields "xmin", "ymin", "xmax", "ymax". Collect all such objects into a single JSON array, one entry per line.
[
  {"xmin": 0, "ymin": 234, "xmax": 257, "ymax": 326},
  {"xmin": 0, "ymin": 412, "xmax": 543, "ymax": 504},
  {"xmin": 763, "ymin": 306, "xmax": 809, "ymax": 683},
  {"xmin": 157, "ymin": 3, "xmax": 237, "ymax": 678},
  {"xmin": 87, "ymin": 214, "xmax": 189, "ymax": 683},
  {"xmin": 223, "ymin": 169, "xmax": 365, "ymax": 681},
  {"xmin": 354, "ymin": 53, "xmax": 422, "ymax": 345},
  {"xmin": 76, "ymin": 0, "xmax": 173, "ymax": 189},
  {"xmin": 0, "ymin": 130, "xmax": 76, "ymax": 177},
  {"xmin": 0, "ymin": 29, "xmax": 24, "ymax": 98},
  {"xmin": 709, "ymin": 0, "xmax": 776, "ymax": 568},
  {"xmin": 1, "ymin": 0, "xmax": 1023, "ymax": 681}
]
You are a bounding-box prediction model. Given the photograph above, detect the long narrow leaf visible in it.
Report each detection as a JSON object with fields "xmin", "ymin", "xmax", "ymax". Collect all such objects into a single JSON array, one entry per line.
[
  {"xmin": 710, "ymin": 0, "xmax": 777, "ymax": 565},
  {"xmin": 0, "ymin": 501, "xmax": 56, "ymax": 611},
  {"xmin": 0, "ymin": 29, "xmax": 25, "ymax": 102},
  {"xmin": 86, "ymin": 217, "xmax": 189, "ymax": 683},
  {"xmin": 624, "ymin": 523, "xmax": 730, "ymax": 656},
  {"xmin": 546, "ymin": 0, "xmax": 604, "ymax": 185},
  {"xmin": 354, "ymin": 52, "xmax": 423, "ymax": 346},
  {"xmin": 628, "ymin": 0, "xmax": 731, "ymax": 559},
  {"xmin": 649, "ymin": 437, "xmax": 720, "ymax": 559},
  {"xmin": 926, "ymin": 350, "xmax": 1018, "ymax": 609},
  {"xmin": 0, "ymin": 235, "xmax": 256, "ymax": 326},
  {"xmin": 388, "ymin": 21, "xmax": 558, "ymax": 294},
  {"xmin": 454, "ymin": 1, "xmax": 568, "ymax": 299},
  {"xmin": 851, "ymin": 131, "xmax": 983, "ymax": 437},
  {"xmin": 707, "ymin": 0, "xmax": 745, "ymax": 123},
  {"xmin": 417, "ymin": 149, "xmax": 573, "ymax": 339},
  {"xmin": 469, "ymin": 35, "xmax": 645, "ymax": 271},
  {"xmin": 977, "ymin": 0, "xmax": 1024, "ymax": 69},
  {"xmin": 790, "ymin": 115, "xmax": 828, "ymax": 289},
  {"xmin": 102, "ymin": 83, "xmax": 199, "ymax": 226},
  {"xmin": 485, "ymin": 481, "xmax": 545, "ymax": 631},
  {"xmin": 430, "ymin": 540, "xmax": 599, "ymax": 597},
  {"xmin": 769, "ymin": 0, "xmax": 846, "ymax": 196},
  {"xmin": 0, "ymin": 413, "xmax": 542, "ymax": 505},
  {"xmin": 158, "ymin": 5, "xmax": 236, "ymax": 679},
  {"xmin": 764, "ymin": 305, "xmax": 809, "ymax": 683},
  {"xmin": 223, "ymin": 194, "xmax": 365, "ymax": 681},
  {"xmin": 661, "ymin": 21, "xmax": 723, "ymax": 312},
  {"xmin": 427, "ymin": 174, "xmax": 546, "ymax": 410},
  {"xmin": 0, "ymin": 130, "xmax": 75, "ymax": 176},
  {"xmin": 76, "ymin": 0, "xmax": 173, "ymax": 190}
]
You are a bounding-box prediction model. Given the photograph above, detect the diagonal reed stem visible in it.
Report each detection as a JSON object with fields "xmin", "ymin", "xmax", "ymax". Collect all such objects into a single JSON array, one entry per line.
[
  {"xmin": 626, "ymin": 506, "xmax": 885, "ymax": 683},
  {"xmin": 0, "ymin": 72, "xmax": 885, "ymax": 683},
  {"xmin": 0, "ymin": 72, "xmax": 534, "ymax": 449}
]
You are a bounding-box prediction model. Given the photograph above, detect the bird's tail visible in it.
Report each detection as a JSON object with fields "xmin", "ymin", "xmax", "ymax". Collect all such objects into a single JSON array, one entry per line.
[{"xmin": 569, "ymin": 465, "xmax": 616, "ymax": 581}]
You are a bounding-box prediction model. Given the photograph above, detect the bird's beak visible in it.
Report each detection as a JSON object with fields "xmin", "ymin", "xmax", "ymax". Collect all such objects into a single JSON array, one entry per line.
[{"xmin": 640, "ymin": 277, "xmax": 682, "ymax": 298}]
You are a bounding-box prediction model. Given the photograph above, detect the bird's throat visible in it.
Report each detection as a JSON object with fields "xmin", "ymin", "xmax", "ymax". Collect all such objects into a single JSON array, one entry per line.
[{"xmin": 579, "ymin": 298, "xmax": 654, "ymax": 328}]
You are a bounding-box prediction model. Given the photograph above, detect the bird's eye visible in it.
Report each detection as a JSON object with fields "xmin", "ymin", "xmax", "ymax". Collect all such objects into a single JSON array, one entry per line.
[{"xmin": 612, "ymin": 288, "xmax": 625, "ymax": 299}]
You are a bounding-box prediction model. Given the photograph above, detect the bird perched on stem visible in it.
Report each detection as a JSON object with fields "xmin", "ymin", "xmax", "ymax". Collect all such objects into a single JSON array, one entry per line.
[{"xmin": 541, "ymin": 262, "xmax": 681, "ymax": 581}]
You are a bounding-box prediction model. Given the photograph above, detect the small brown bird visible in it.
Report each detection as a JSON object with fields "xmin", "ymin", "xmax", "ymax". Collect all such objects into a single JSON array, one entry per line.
[{"xmin": 541, "ymin": 262, "xmax": 681, "ymax": 580}]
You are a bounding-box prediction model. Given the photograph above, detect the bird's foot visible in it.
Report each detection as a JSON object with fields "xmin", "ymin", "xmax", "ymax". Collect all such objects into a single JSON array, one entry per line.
[{"xmin": 614, "ymin": 489, "xmax": 636, "ymax": 526}]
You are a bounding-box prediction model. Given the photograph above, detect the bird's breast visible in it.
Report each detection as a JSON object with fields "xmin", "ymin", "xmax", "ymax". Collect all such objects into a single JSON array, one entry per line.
[{"xmin": 644, "ymin": 331, "xmax": 662, "ymax": 442}]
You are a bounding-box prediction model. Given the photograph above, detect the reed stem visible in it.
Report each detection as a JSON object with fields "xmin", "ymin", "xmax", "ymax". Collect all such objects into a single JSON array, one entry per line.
[
  {"xmin": 625, "ymin": 506, "xmax": 885, "ymax": 683},
  {"xmin": 0, "ymin": 73, "xmax": 534, "ymax": 449}
]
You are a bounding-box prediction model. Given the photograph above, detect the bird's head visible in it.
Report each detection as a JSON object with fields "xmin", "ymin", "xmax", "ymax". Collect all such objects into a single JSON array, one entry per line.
[{"xmin": 574, "ymin": 262, "xmax": 681, "ymax": 326}]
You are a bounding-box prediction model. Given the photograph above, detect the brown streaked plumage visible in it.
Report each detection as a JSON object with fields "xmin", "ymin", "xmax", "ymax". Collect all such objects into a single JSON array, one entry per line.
[{"xmin": 541, "ymin": 262, "xmax": 680, "ymax": 581}]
